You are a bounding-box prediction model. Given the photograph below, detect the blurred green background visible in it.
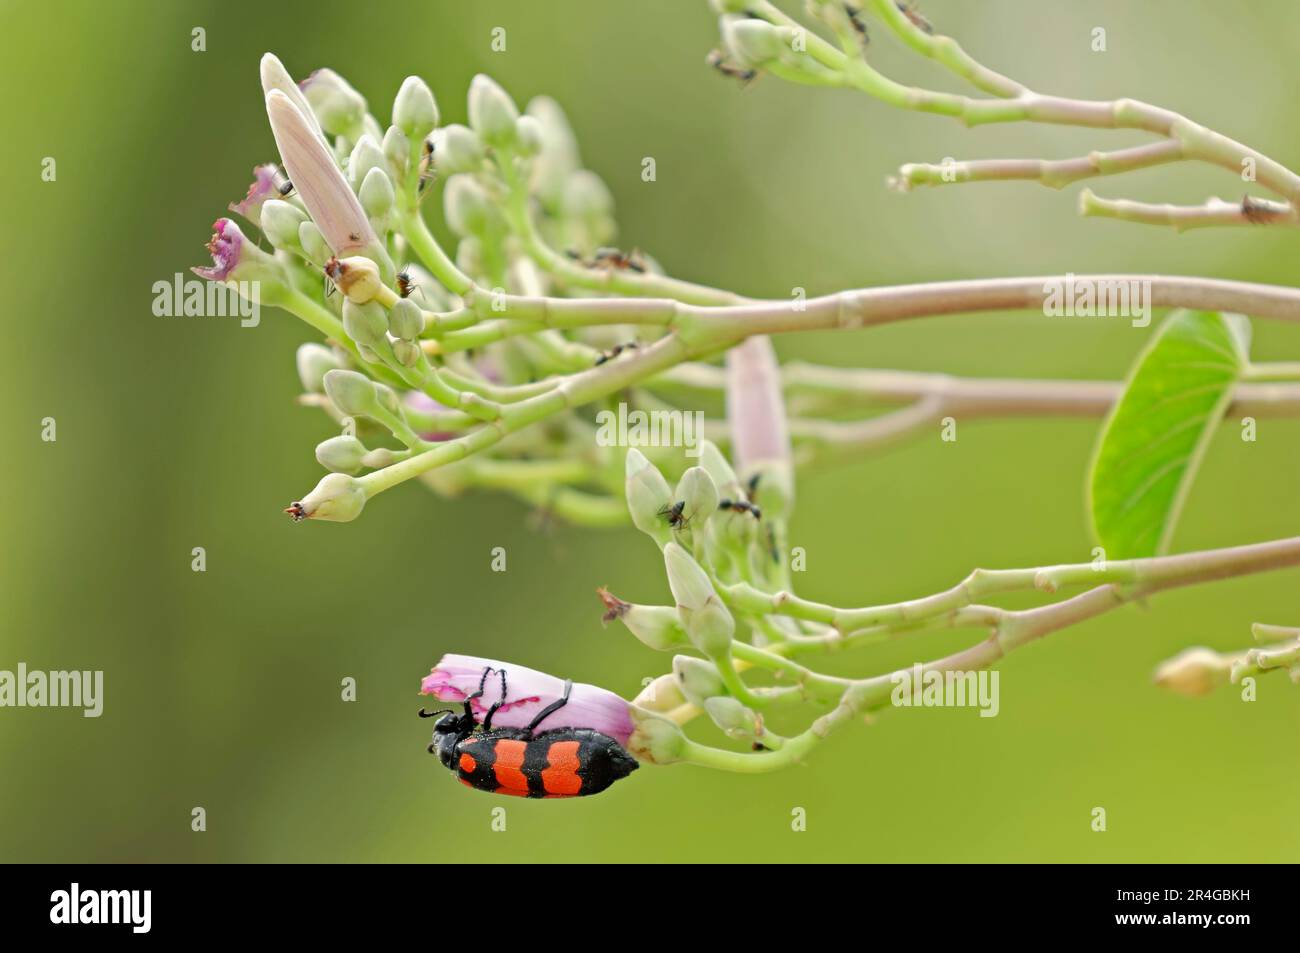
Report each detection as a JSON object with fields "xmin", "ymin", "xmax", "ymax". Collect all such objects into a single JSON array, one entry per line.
[{"xmin": 1, "ymin": 0, "xmax": 1297, "ymax": 863}]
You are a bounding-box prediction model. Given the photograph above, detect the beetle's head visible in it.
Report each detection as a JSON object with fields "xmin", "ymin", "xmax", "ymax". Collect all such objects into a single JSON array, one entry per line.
[{"xmin": 419, "ymin": 707, "xmax": 473, "ymax": 767}]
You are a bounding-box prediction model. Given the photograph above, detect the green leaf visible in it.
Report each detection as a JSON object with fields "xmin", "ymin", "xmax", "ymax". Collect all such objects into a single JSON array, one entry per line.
[{"xmin": 1088, "ymin": 310, "xmax": 1250, "ymax": 560}]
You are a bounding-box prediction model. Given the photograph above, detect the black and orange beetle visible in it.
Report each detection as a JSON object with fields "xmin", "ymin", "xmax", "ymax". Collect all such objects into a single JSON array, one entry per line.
[{"xmin": 420, "ymin": 667, "xmax": 638, "ymax": 798}]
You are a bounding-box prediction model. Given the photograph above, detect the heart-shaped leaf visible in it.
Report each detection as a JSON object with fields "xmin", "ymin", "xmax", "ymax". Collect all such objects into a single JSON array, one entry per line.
[{"xmin": 1089, "ymin": 309, "xmax": 1250, "ymax": 560}]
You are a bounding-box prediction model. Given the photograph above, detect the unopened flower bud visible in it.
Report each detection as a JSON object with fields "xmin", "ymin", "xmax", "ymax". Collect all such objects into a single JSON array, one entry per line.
[
  {"xmin": 393, "ymin": 75, "xmax": 439, "ymax": 141},
  {"xmin": 323, "ymin": 368, "xmax": 380, "ymax": 417},
  {"xmin": 1153, "ymin": 647, "xmax": 1232, "ymax": 697},
  {"xmin": 300, "ymin": 67, "xmax": 368, "ymax": 139},
  {"xmin": 261, "ymin": 199, "xmax": 308, "ymax": 252},
  {"xmin": 342, "ymin": 298, "xmax": 390, "ymax": 352},
  {"xmin": 698, "ymin": 439, "xmax": 741, "ymax": 496},
  {"xmin": 392, "ymin": 339, "xmax": 422, "ymax": 367},
  {"xmin": 328, "ymin": 255, "xmax": 383, "ymax": 304},
  {"xmin": 285, "ymin": 472, "xmax": 367, "ymax": 522},
  {"xmin": 515, "ymin": 114, "xmax": 543, "ymax": 157},
  {"xmin": 675, "ymin": 466, "xmax": 719, "ymax": 524},
  {"xmin": 315, "ymin": 434, "xmax": 369, "ymax": 475},
  {"xmin": 467, "ymin": 73, "xmax": 519, "ymax": 147},
  {"xmin": 672, "ymin": 656, "xmax": 725, "ymax": 707},
  {"xmin": 631, "ymin": 673, "xmax": 688, "ymax": 713},
  {"xmin": 432, "ymin": 124, "xmax": 485, "ymax": 176},
  {"xmin": 624, "ymin": 449, "xmax": 673, "ymax": 544},
  {"xmin": 388, "ymin": 297, "xmax": 424, "ymax": 341},
  {"xmin": 298, "ymin": 221, "xmax": 330, "ymax": 265},
  {"xmin": 361, "ymin": 447, "xmax": 405, "ymax": 468},
  {"xmin": 443, "ymin": 175, "xmax": 497, "ymax": 238},
  {"xmin": 562, "ymin": 169, "xmax": 614, "ymax": 220},
  {"xmin": 626, "ymin": 709, "xmax": 687, "ymax": 765},
  {"xmin": 720, "ymin": 15, "xmax": 788, "ymax": 68},
  {"xmin": 381, "ymin": 125, "xmax": 410, "ymax": 177},
  {"xmin": 348, "ymin": 135, "xmax": 387, "ymax": 190},
  {"xmin": 359, "ymin": 166, "xmax": 395, "ymax": 219},
  {"xmin": 524, "ymin": 97, "xmax": 580, "ymax": 212},
  {"xmin": 260, "ymin": 53, "xmax": 324, "ymax": 141},
  {"xmin": 665, "ymin": 543, "xmax": 735, "ymax": 655},
  {"xmin": 295, "ymin": 342, "xmax": 342, "ymax": 393},
  {"xmin": 704, "ymin": 696, "xmax": 761, "ymax": 741},
  {"xmin": 598, "ymin": 588, "xmax": 687, "ymax": 652}
]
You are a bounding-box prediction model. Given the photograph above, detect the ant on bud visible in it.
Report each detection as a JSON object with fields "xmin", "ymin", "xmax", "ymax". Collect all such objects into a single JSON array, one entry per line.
[
  {"xmin": 594, "ymin": 341, "xmax": 640, "ymax": 366},
  {"xmin": 897, "ymin": 1, "xmax": 934, "ymax": 35},
  {"xmin": 270, "ymin": 163, "xmax": 295, "ymax": 198},
  {"xmin": 397, "ymin": 264, "xmax": 418, "ymax": 298},
  {"xmin": 284, "ymin": 501, "xmax": 307, "ymax": 522},
  {"xmin": 706, "ymin": 49, "xmax": 758, "ymax": 86},
  {"xmin": 845, "ymin": 3, "xmax": 870, "ymax": 46},
  {"xmin": 719, "ymin": 498, "xmax": 762, "ymax": 520},
  {"xmin": 657, "ymin": 500, "xmax": 691, "ymax": 531},
  {"xmin": 417, "ymin": 138, "xmax": 438, "ymax": 204},
  {"xmin": 593, "ymin": 247, "xmax": 647, "ymax": 273}
]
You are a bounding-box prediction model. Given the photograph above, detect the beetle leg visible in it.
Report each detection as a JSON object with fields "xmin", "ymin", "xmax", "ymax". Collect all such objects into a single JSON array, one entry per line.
[
  {"xmin": 481, "ymin": 669, "xmax": 509, "ymax": 731},
  {"xmin": 525, "ymin": 678, "xmax": 573, "ymax": 734}
]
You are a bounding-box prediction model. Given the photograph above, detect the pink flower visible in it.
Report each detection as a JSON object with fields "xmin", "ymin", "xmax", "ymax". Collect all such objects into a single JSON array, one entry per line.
[
  {"xmin": 420, "ymin": 653, "xmax": 635, "ymax": 746},
  {"xmin": 228, "ymin": 164, "xmax": 281, "ymax": 226},
  {"xmin": 725, "ymin": 335, "xmax": 790, "ymax": 471},
  {"xmin": 192, "ymin": 218, "xmax": 247, "ymax": 281}
]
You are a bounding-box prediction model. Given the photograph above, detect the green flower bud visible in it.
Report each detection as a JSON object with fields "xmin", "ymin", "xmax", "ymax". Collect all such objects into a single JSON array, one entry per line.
[
  {"xmin": 525, "ymin": 96, "xmax": 581, "ymax": 212},
  {"xmin": 561, "ymin": 169, "xmax": 614, "ymax": 220},
  {"xmin": 296, "ymin": 342, "xmax": 342, "ymax": 393},
  {"xmin": 381, "ymin": 125, "xmax": 410, "ymax": 178},
  {"xmin": 315, "ymin": 434, "xmax": 369, "ymax": 475},
  {"xmin": 1153, "ymin": 648, "xmax": 1232, "ymax": 697},
  {"xmin": 300, "ymin": 68, "xmax": 368, "ymax": 140},
  {"xmin": 373, "ymin": 382, "xmax": 402, "ymax": 416},
  {"xmin": 323, "ymin": 368, "xmax": 380, "ymax": 417},
  {"xmin": 625, "ymin": 449, "xmax": 674, "ymax": 545},
  {"xmin": 361, "ymin": 447, "xmax": 406, "ymax": 468},
  {"xmin": 742, "ymin": 459, "xmax": 796, "ymax": 522},
  {"xmin": 631, "ymin": 674, "xmax": 688, "ymax": 713},
  {"xmin": 515, "ymin": 114, "xmax": 543, "ymax": 157},
  {"xmin": 359, "ymin": 166, "xmax": 395, "ymax": 219},
  {"xmin": 388, "ymin": 297, "xmax": 424, "ymax": 340},
  {"xmin": 298, "ymin": 221, "xmax": 330, "ymax": 265},
  {"xmin": 260, "ymin": 199, "xmax": 308, "ymax": 252},
  {"xmin": 443, "ymin": 175, "xmax": 496, "ymax": 238},
  {"xmin": 392, "ymin": 75, "xmax": 439, "ymax": 141},
  {"xmin": 392, "ymin": 338, "xmax": 422, "ymax": 367},
  {"xmin": 286, "ymin": 472, "xmax": 367, "ymax": 523},
  {"xmin": 720, "ymin": 15, "xmax": 788, "ymax": 68},
  {"xmin": 704, "ymin": 696, "xmax": 760, "ymax": 741},
  {"xmin": 698, "ymin": 439, "xmax": 741, "ymax": 496},
  {"xmin": 675, "ymin": 466, "xmax": 719, "ymax": 525},
  {"xmin": 672, "ymin": 656, "xmax": 725, "ymax": 708},
  {"xmin": 626, "ymin": 708, "xmax": 686, "ymax": 765},
  {"xmin": 665, "ymin": 542, "xmax": 735, "ymax": 656},
  {"xmin": 598, "ymin": 588, "xmax": 687, "ymax": 652},
  {"xmin": 467, "ymin": 73, "xmax": 519, "ymax": 147},
  {"xmin": 343, "ymin": 299, "xmax": 392, "ymax": 352},
  {"xmin": 348, "ymin": 135, "xmax": 387, "ymax": 190},
  {"xmin": 432, "ymin": 124, "xmax": 485, "ymax": 176}
]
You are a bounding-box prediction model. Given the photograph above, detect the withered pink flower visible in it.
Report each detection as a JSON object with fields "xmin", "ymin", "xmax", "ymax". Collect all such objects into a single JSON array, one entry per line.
[
  {"xmin": 420, "ymin": 653, "xmax": 635, "ymax": 745},
  {"xmin": 192, "ymin": 218, "xmax": 276, "ymax": 282},
  {"xmin": 228, "ymin": 164, "xmax": 282, "ymax": 225}
]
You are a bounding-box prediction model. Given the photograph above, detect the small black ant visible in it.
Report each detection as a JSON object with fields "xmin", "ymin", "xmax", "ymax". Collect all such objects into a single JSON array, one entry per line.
[
  {"xmin": 284, "ymin": 501, "xmax": 307, "ymax": 522},
  {"xmin": 594, "ymin": 342, "xmax": 639, "ymax": 366},
  {"xmin": 591, "ymin": 247, "xmax": 647, "ymax": 273},
  {"xmin": 719, "ymin": 498, "xmax": 762, "ymax": 520},
  {"xmin": 397, "ymin": 264, "xmax": 417, "ymax": 298},
  {"xmin": 417, "ymin": 138, "xmax": 437, "ymax": 203},
  {"xmin": 897, "ymin": 1, "xmax": 934, "ymax": 34},
  {"xmin": 707, "ymin": 49, "xmax": 758, "ymax": 86},
  {"xmin": 270, "ymin": 163, "xmax": 295, "ymax": 197},
  {"xmin": 323, "ymin": 256, "xmax": 343, "ymax": 298},
  {"xmin": 658, "ymin": 500, "xmax": 691, "ymax": 530},
  {"xmin": 845, "ymin": 3, "xmax": 870, "ymax": 44}
]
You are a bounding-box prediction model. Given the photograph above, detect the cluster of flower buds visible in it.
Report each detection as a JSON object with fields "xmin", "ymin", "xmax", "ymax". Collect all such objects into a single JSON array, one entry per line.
[{"xmin": 1154, "ymin": 626, "xmax": 1300, "ymax": 696}]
